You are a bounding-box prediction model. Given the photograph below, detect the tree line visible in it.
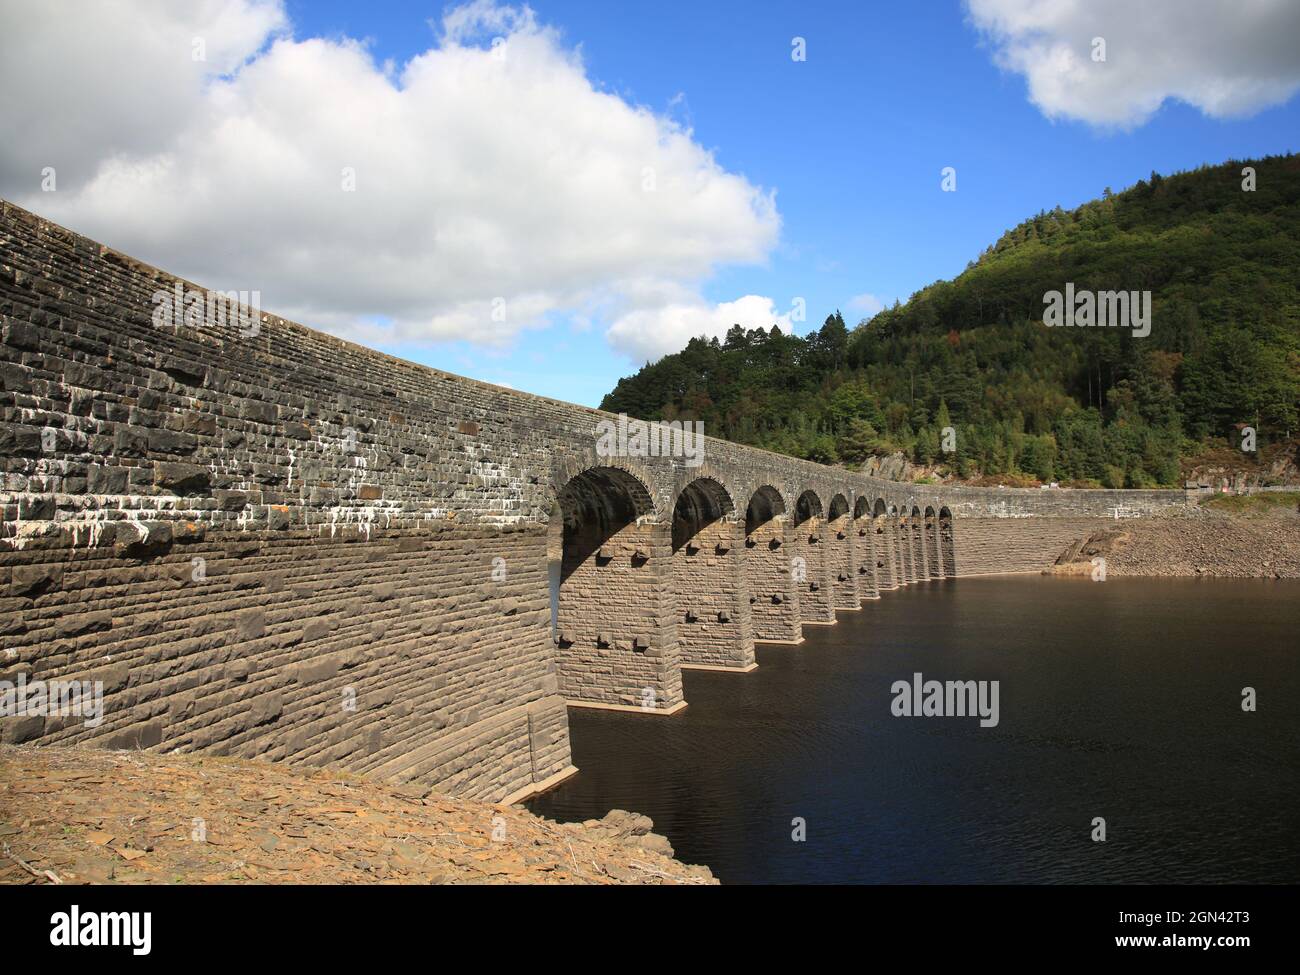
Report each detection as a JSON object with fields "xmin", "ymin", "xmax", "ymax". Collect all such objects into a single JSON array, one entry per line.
[{"xmin": 601, "ymin": 155, "xmax": 1299, "ymax": 488}]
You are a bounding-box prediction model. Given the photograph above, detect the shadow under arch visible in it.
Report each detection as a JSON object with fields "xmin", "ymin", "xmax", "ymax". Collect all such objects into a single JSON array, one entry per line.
[
  {"xmin": 555, "ymin": 466, "xmax": 656, "ymax": 583},
  {"xmin": 794, "ymin": 489, "xmax": 824, "ymax": 527},
  {"xmin": 672, "ymin": 476, "xmax": 734, "ymax": 553},
  {"xmin": 745, "ymin": 484, "xmax": 786, "ymax": 534}
]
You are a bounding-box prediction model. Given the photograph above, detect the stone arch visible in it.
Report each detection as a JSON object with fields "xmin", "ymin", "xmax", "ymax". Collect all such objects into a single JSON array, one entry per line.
[
  {"xmin": 828, "ymin": 493, "xmax": 850, "ymax": 520},
  {"xmin": 910, "ymin": 504, "xmax": 929, "ymax": 580},
  {"xmin": 794, "ymin": 489, "xmax": 824, "ymax": 524},
  {"xmin": 827, "ymin": 494, "xmax": 859, "ymax": 610},
  {"xmin": 672, "ymin": 477, "xmax": 754, "ymax": 671},
  {"xmin": 743, "ymin": 485, "xmax": 800, "ymax": 643},
  {"xmin": 939, "ymin": 505, "xmax": 957, "ymax": 576},
  {"xmin": 552, "ymin": 465, "xmax": 682, "ymax": 712},
  {"xmin": 667, "ymin": 461, "xmax": 746, "ymax": 529},
  {"xmin": 924, "ymin": 505, "xmax": 942, "ymax": 579},
  {"xmin": 872, "ymin": 497, "xmax": 896, "ymax": 591},
  {"xmin": 793, "ymin": 490, "xmax": 834, "ymax": 624},
  {"xmin": 672, "ymin": 477, "xmax": 733, "ymax": 552}
]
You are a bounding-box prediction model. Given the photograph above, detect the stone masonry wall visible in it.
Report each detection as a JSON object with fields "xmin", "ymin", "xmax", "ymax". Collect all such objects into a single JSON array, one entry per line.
[
  {"xmin": 898, "ymin": 518, "xmax": 915, "ymax": 583},
  {"xmin": 912, "ymin": 518, "xmax": 929, "ymax": 579},
  {"xmin": 954, "ymin": 517, "xmax": 1120, "ymax": 576},
  {"xmin": 874, "ymin": 516, "xmax": 896, "ymax": 590},
  {"xmin": 0, "ymin": 200, "xmax": 1192, "ymax": 798},
  {"xmin": 673, "ymin": 515, "xmax": 755, "ymax": 671},
  {"xmin": 743, "ymin": 516, "xmax": 801, "ymax": 643},
  {"xmin": 926, "ymin": 517, "xmax": 944, "ymax": 579},
  {"xmin": 792, "ymin": 517, "xmax": 834, "ymax": 624},
  {"xmin": 828, "ymin": 511, "xmax": 858, "ymax": 610},
  {"xmin": 940, "ymin": 516, "xmax": 957, "ymax": 576},
  {"xmin": 856, "ymin": 521, "xmax": 880, "ymax": 598},
  {"xmin": 555, "ymin": 516, "xmax": 682, "ymax": 711}
]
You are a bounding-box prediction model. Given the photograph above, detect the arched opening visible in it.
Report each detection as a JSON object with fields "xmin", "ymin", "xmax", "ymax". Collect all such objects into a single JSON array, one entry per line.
[
  {"xmin": 939, "ymin": 506, "xmax": 957, "ymax": 576},
  {"xmin": 924, "ymin": 505, "xmax": 942, "ymax": 579},
  {"xmin": 672, "ymin": 478, "xmax": 753, "ymax": 670},
  {"xmin": 672, "ymin": 478, "xmax": 731, "ymax": 552},
  {"xmin": 911, "ymin": 505, "xmax": 928, "ymax": 580},
  {"xmin": 743, "ymin": 486, "xmax": 800, "ymax": 643},
  {"xmin": 853, "ymin": 496, "xmax": 879, "ymax": 599},
  {"xmin": 552, "ymin": 466, "xmax": 682, "ymax": 711},
  {"xmin": 872, "ymin": 498, "xmax": 896, "ymax": 590},
  {"xmin": 827, "ymin": 494, "xmax": 858, "ymax": 610},
  {"xmin": 793, "ymin": 490, "xmax": 833, "ymax": 624}
]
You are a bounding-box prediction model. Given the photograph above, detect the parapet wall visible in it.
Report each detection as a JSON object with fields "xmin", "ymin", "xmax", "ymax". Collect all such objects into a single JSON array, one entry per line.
[{"xmin": 0, "ymin": 200, "xmax": 1190, "ymax": 799}]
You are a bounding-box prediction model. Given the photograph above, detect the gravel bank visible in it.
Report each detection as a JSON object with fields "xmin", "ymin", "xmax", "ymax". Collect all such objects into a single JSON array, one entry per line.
[
  {"xmin": 1049, "ymin": 505, "xmax": 1300, "ymax": 578},
  {"xmin": 0, "ymin": 745, "xmax": 715, "ymax": 885}
]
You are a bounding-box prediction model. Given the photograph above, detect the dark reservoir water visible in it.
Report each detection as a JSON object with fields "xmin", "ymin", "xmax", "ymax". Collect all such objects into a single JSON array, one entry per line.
[{"xmin": 528, "ymin": 577, "xmax": 1300, "ymax": 884}]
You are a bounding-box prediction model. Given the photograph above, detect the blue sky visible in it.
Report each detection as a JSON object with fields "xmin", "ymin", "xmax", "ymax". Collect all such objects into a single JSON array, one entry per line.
[
  {"xmin": 291, "ymin": 0, "xmax": 1299, "ymax": 404},
  {"xmin": 5, "ymin": 0, "xmax": 1298, "ymax": 406}
]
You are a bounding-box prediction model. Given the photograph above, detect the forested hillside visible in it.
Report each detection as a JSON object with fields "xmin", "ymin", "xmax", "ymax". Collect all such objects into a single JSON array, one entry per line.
[{"xmin": 600, "ymin": 155, "xmax": 1300, "ymax": 487}]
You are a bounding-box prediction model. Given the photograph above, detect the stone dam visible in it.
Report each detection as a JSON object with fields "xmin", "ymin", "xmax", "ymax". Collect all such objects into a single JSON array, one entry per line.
[{"xmin": 0, "ymin": 201, "xmax": 1191, "ymax": 803}]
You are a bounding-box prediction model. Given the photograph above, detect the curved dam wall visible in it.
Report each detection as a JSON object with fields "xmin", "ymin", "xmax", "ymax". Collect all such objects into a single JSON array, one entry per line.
[{"xmin": 0, "ymin": 201, "xmax": 1189, "ymax": 801}]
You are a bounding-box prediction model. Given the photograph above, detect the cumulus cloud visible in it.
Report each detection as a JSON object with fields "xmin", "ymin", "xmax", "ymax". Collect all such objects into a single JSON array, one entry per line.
[
  {"xmin": 847, "ymin": 292, "xmax": 884, "ymax": 317},
  {"xmin": 0, "ymin": 0, "xmax": 778, "ymax": 352},
  {"xmin": 606, "ymin": 293, "xmax": 792, "ymax": 364},
  {"xmin": 966, "ymin": 0, "xmax": 1300, "ymax": 128}
]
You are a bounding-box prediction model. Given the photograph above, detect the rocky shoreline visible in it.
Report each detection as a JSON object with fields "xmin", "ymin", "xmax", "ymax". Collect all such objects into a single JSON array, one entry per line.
[
  {"xmin": 1048, "ymin": 501, "xmax": 1300, "ymax": 578},
  {"xmin": 0, "ymin": 744, "xmax": 715, "ymax": 885}
]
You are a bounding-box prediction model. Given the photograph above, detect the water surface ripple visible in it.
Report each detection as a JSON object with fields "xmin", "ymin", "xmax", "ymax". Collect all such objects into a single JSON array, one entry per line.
[{"xmin": 528, "ymin": 577, "xmax": 1300, "ymax": 884}]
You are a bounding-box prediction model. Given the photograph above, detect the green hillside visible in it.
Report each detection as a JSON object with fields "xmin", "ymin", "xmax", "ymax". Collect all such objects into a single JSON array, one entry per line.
[{"xmin": 600, "ymin": 155, "xmax": 1300, "ymax": 487}]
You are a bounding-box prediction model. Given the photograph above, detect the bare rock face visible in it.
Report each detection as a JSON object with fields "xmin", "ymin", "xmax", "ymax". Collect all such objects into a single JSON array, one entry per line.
[
  {"xmin": 861, "ymin": 452, "xmax": 919, "ymax": 482},
  {"xmin": 583, "ymin": 808, "xmax": 677, "ymax": 858},
  {"xmin": 1053, "ymin": 529, "xmax": 1133, "ymax": 567},
  {"xmin": 860, "ymin": 451, "xmax": 952, "ymax": 484},
  {"xmin": 1185, "ymin": 442, "xmax": 1299, "ymax": 493}
]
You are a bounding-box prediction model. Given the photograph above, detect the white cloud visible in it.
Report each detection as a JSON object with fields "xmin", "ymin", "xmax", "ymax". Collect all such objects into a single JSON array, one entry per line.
[
  {"xmin": 966, "ymin": 0, "xmax": 1300, "ymax": 128},
  {"xmin": 607, "ymin": 294, "xmax": 792, "ymax": 363},
  {"xmin": 0, "ymin": 0, "xmax": 779, "ymax": 350},
  {"xmin": 847, "ymin": 292, "xmax": 884, "ymax": 316}
]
